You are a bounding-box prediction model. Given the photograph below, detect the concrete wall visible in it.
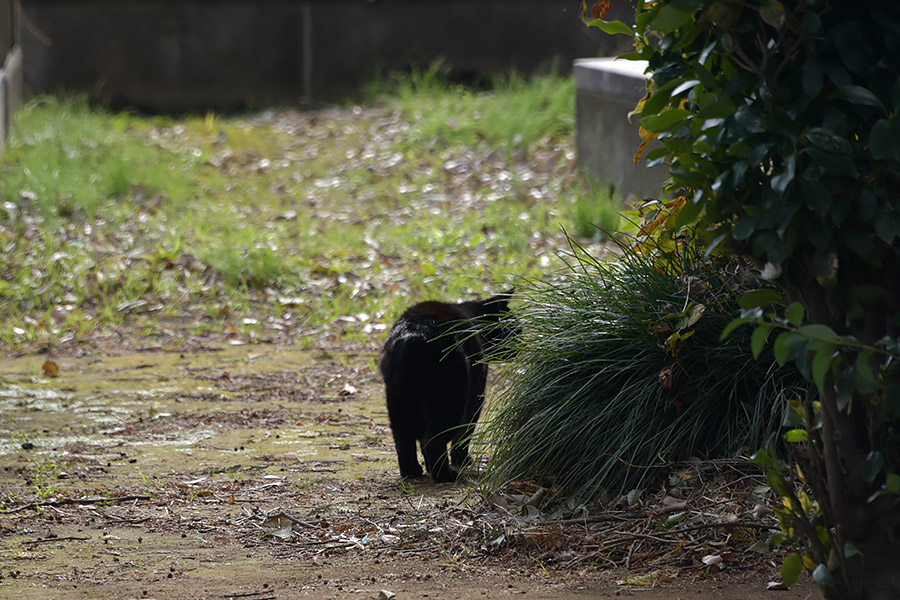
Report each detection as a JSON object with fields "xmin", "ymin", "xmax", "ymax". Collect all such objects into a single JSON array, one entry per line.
[
  {"xmin": 1, "ymin": 46, "xmax": 23, "ymax": 158},
  {"xmin": 0, "ymin": 46, "xmax": 22, "ymax": 140},
  {"xmin": 1, "ymin": 0, "xmax": 22, "ymax": 157},
  {"xmin": 574, "ymin": 57, "xmax": 667, "ymax": 202},
  {"xmin": 20, "ymin": 0, "xmax": 631, "ymax": 112}
]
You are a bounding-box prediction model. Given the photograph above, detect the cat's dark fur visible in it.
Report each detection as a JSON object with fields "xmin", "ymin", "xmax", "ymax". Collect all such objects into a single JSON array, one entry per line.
[{"xmin": 379, "ymin": 291, "xmax": 517, "ymax": 483}]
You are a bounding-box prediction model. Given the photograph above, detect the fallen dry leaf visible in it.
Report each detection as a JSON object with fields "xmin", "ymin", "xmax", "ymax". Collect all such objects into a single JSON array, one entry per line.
[
  {"xmin": 658, "ymin": 365, "xmax": 673, "ymax": 390},
  {"xmin": 591, "ymin": 0, "xmax": 611, "ymax": 19},
  {"xmin": 42, "ymin": 360, "xmax": 60, "ymax": 378}
]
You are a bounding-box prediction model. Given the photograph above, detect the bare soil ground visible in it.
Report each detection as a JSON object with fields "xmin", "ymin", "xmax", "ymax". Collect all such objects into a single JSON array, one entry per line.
[{"xmin": 0, "ymin": 333, "xmax": 818, "ymax": 599}]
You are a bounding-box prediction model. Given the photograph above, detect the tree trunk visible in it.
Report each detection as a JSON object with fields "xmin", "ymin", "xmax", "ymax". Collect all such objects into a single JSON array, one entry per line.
[
  {"xmin": 834, "ymin": 501, "xmax": 900, "ymax": 600},
  {"xmin": 801, "ymin": 285, "xmax": 900, "ymax": 600}
]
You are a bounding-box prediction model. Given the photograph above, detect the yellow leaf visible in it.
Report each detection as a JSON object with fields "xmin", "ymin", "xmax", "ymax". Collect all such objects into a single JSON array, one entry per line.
[
  {"xmin": 639, "ymin": 210, "xmax": 667, "ymax": 237},
  {"xmin": 628, "ymin": 91, "xmax": 651, "ymax": 123},
  {"xmin": 634, "ymin": 126, "xmax": 659, "ymax": 165},
  {"xmin": 664, "ymin": 196, "xmax": 686, "ymax": 210}
]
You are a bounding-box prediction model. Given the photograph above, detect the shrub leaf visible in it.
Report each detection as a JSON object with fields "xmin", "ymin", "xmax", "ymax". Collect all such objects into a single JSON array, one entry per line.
[
  {"xmin": 751, "ymin": 325, "xmax": 772, "ymax": 359},
  {"xmin": 784, "ymin": 302, "xmax": 805, "ymax": 326},
  {"xmin": 740, "ymin": 289, "xmax": 783, "ymax": 310},
  {"xmin": 589, "ymin": 19, "xmax": 634, "ymax": 36},
  {"xmin": 781, "ymin": 553, "xmax": 803, "ymax": 587},
  {"xmin": 784, "ymin": 429, "xmax": 808, "ymax": 443},
  {"xmin": 863, "ymin": 451, "xmax": 884, "ymax": 485},
  {"xmin": 798, "ymin": 324, "xmax": 839, "ymax": 343}
]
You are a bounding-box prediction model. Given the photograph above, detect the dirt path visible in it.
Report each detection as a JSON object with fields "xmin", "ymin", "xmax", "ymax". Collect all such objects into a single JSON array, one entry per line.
[{"xmin": 0, "ymin": 343, "xmax": 818, "ymax": 599}]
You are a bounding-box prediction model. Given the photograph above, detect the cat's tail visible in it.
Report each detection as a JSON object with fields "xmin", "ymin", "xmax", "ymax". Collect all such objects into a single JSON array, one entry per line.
[
  {"xmin": 378, "ymin": 337, "xmax": 399, "ymax": 384},
  {"xmin": 380, "ymin": 336, "xmax": 419, "ymax": 385},
  {"xmin": 379, "ymin": 334, "xmax": 444, "ymax": 386}
]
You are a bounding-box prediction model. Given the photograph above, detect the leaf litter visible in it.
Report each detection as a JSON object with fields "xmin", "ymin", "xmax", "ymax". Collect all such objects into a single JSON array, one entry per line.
[{"xmin": 2, "ymin": 99, "xmax": 585, "ymax": 358}]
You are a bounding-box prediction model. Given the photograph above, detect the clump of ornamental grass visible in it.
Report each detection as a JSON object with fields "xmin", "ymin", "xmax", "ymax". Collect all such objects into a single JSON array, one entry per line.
[{"xmin": 478, "ymin": 238, "xmax": 807, "ymax": 500}]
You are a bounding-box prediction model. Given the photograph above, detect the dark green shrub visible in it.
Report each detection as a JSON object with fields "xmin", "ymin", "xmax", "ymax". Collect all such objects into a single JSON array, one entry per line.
[{"xmin": 588, "ymin": 1, "xmax": 900, "ymax": 597}]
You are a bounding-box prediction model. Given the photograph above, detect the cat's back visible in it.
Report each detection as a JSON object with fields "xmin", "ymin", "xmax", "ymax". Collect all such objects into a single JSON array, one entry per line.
[
  {"xmin": 379, "ymin": 300, "xmax": 473, "ymax": 384},
  {"xmin": 400, "ymin": 300, "xmax": 477, "ymax": 324}
]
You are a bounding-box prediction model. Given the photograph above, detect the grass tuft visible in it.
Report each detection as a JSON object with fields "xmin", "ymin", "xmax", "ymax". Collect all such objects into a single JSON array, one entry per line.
[
  {"xmin": 203, "ymin": 244, "xmax": 297, "ymax": 290},
  {"xmin": 478, "ymin": 237, "xmax": 807, "ymax": 500},
  {"xmin": 569, "ymin": 179, "xmax": 622, "ymax": 240}
]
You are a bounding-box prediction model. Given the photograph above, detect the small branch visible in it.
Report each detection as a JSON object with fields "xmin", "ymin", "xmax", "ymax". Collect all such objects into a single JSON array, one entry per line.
[
  {"xmin": 541, "ymin": 514, "xmax": 633, "ymax": 526},
  {"xmin": 23, "ymin": 536, "xmax": 91, "ymax": 545},
  {"xmin": 602, "ymin": 530, "xmax": 679, "ymax": 546},
  {"xmin": 568, "ymin": 519, "xmax": 776, "ymax": 565},
  {"xmin": 545, "ymin": 515, "xmax": 772, "ymax": 534},
  {"xmin": 662, "ymin": 519, "xmax": 776, "ymax": 536},
  {"xmin": 1, "ymin": 495, "xmax": 151, "ymax": 514},
  {"xmin": 277, "ymin": 512, "xmax": 319, "ymax": 529}
]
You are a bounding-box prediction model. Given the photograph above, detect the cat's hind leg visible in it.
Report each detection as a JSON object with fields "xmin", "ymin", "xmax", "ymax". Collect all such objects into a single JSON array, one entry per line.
[
  {"xmin": 451, "ymin": 369, "xmax": 487, "ymax": 469},
  {"xmin": 393, "ymin": 429, "xmax": 424, "ymax": 479},
  {"xmin": 422, "ymin": 429, "xmax": 457, "ymax": 483},
  {"xmin": 449, "ymin": 428, "xmax": 474, "ymax": 469},
  {"xmin": 386, "ymin": 388, "xmax": 424, "ymax": 479}
]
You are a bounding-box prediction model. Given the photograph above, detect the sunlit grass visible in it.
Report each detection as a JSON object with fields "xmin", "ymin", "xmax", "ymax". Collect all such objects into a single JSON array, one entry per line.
[
  {"xmin": 368, "ymin": 62, "xmax": 575, "ymax": 155},
  {"xmin": 1, "ymin": 96, "xmax": 194, "ymax": 220},
  {"xmin": 0, "ymin": 71, "xmax": 594, "ymax": 352}
]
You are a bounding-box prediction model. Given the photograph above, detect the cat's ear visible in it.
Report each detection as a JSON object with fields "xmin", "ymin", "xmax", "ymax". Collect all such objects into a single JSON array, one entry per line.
[
  {"xmin": 487, "ymin": 288, "xmax": 514, "ymax": 307},
  {"xmin": 494, "ymin": 288, "xmax": 514, "ymax": 301}
]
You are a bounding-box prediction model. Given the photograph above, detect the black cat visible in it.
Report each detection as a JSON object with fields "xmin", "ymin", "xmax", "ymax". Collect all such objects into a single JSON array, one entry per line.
[{"xmin": 379, "ymin": 290, "xmax": 517, "ymax": 483}]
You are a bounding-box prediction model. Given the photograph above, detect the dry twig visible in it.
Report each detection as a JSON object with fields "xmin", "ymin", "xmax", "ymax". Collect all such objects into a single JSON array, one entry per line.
[{"xmin": 2, "ymin": 495, "xmax": 151, "ymax": 514}]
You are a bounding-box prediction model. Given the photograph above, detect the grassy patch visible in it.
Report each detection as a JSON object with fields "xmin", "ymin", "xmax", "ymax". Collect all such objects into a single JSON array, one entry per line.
[
  {"xmin": 367, "ymin": 62, "xmax": 575, "ymax": 156},
  {"xmin": 1, "ymin": 96, "xmax": 194, "ymax": 221},
  {"xmin": 0, "ymin": 73, "xmax": 591, "ymax": 353}
]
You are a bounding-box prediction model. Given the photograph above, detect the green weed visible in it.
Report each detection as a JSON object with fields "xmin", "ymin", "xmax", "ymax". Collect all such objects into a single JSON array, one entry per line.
[
  {"xmin": 293, "ymin": 475, "xmax": 314, "ymax": 491},
  {"xmin": 27, "ymin": 456, "xmax": 70, "ymax": 500},
  {"xmin": 569, "ymin": 179, "xmax": 622, "ymax": 240}
]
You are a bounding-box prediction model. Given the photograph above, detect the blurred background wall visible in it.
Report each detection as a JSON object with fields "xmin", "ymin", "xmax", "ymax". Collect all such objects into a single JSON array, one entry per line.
[{"xmin": 18, "ymin": 0, "xmax": 632, "ymax": 112}]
